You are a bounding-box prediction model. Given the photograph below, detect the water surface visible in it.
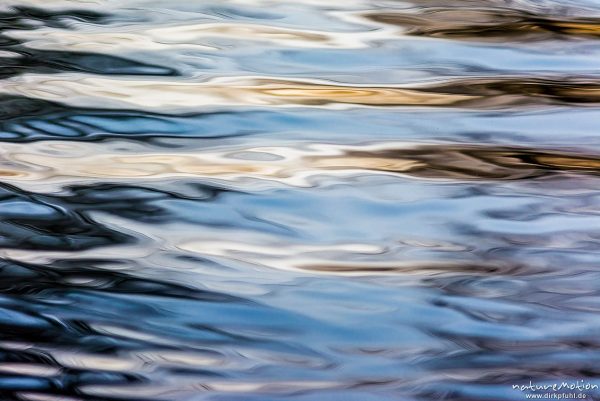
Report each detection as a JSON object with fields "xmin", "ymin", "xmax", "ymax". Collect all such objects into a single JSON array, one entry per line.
[{"xmin": 1, "ymin": 1, "xmax": 600, "ymax": 400}]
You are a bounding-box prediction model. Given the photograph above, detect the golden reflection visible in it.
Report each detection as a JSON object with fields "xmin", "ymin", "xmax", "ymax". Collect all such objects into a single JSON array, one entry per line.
[
  {"xmin": 0, "ymin": 75, "xmax": 476, "ymax": 110},
  {"xmin": 534, "ymin": 155, "xmax": 600, "ymax": 170},
  {"xmin": 5, "ymin": 73, "xmax": 600, "ymax": 111},
  {"xmin": 1, "ymin": 142, "xmax": 600, "ymax": 191},
  {"xmin": 313, "ymin": 156, "xmax": 423, "ymax": 172},
  {"xmin": 147, "ymin": 23, "xmax": 331, "ymax": 46},
  {"xmin": 362, "ymin": 9, "xmax": 600, "ymax": 41},
  {"xmin": 554, "ymin": 21, "xmax": 600, "ymax": 34}
]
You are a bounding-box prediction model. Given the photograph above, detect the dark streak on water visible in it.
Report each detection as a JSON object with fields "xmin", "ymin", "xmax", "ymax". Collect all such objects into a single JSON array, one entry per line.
[
  {"xmin": 0, "ymin": 7, "xmax": 175, "ymax": 78},
  {"xmin": 0, "ymin": 1, "xmax": 600, "ymax": 401}
]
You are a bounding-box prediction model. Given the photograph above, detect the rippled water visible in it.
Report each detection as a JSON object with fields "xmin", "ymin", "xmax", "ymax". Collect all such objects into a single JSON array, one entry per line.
[{"xmin": 1, "ymin": 0, "xmax": 600, "ymax": 400}]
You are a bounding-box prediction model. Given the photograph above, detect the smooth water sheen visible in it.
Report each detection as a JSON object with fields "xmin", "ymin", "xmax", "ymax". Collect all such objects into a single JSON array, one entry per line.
[{"xmin": 1, "ymin": 1, "xmax": 600, "ymax": 400}]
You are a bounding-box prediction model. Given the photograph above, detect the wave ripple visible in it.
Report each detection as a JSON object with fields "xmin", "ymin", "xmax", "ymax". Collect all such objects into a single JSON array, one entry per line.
[{"xmin": 0, "ymin": 1, "xmax": 599, "ymax": 401}]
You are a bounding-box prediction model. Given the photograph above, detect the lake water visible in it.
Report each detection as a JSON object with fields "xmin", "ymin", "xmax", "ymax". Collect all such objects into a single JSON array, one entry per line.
[{"xmin": 1, "ymin": 0, "xmax": 600, "ymax": 400}]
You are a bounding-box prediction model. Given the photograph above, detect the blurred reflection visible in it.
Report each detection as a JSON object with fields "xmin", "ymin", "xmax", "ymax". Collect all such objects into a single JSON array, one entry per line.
[{"xmin": 0, "ymin": 0, "xmax": 598, "ymax": 400}]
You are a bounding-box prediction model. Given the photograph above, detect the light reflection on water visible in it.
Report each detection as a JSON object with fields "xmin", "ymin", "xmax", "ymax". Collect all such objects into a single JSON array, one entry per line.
[{"xmin": 0, "ymin": 1, "xmax": 599, "ymax": 400}]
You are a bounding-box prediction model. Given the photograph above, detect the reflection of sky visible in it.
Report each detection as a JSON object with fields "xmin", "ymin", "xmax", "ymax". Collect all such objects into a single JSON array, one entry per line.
[
  {"xmin": 5, "ymin": 108, "xmax": 600, "ymax": 152},
  {"xmin": 1, "ymin": 0, "xmax": 600, "ymax": 400},
  {"xmin": 235, "ymin": 41, "xmax": 600, "ymax": 80}
]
